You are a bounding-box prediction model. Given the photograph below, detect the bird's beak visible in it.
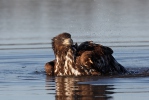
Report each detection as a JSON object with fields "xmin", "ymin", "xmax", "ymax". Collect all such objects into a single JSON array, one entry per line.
[{"xmin": 63, "ymin": 38, "xmax": 73, "ymax": 45}]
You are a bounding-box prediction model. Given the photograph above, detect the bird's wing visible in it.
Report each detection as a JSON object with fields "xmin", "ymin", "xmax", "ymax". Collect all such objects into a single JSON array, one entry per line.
[
  {"xmin": 79, "ymin": 44, "xmax": 127, "ymax": 75},
  {"xmin": 93, "ymin": 44, "xmax": 113, "ymax": 55},
  {"xmin": 93, "ymin": 45, "xmax": 127, "ymax": 74},
  {"xmin": 45, "ymin": 60, "xmax": 55, "ymax": 75}
]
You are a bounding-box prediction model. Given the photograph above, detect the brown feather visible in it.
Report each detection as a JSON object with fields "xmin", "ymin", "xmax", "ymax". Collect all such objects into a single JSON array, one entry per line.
[
  {"xmin": 45, "ymin": 33, "xmax": 127, "ymax": 76},
  {"xmin": 45, "ymin": 60, "xmax": 55, "ymax": 75}
]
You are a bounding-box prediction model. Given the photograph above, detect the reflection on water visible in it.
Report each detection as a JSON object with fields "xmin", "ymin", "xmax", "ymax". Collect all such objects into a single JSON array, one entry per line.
[
  {"xmin": 45, "ymin": 76, "xmax": 149, "ymax": 100},
  {"xmin": 46, "ymin": 76, "xmax": 149, "ymax": 100},
  {"xmin": 46, "ymin": 76, "xmax": 114, "ymax": 100}
]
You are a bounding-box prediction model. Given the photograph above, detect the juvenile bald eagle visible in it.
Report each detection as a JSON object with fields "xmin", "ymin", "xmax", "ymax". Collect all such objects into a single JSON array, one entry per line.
[{"xmin": 45, "ymin": 32, "xmax": 127, "ymax": 76}]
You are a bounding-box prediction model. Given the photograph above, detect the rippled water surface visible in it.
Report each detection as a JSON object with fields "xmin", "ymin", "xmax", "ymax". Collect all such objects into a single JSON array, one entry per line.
[{"xmin": 0, "ymin": 0, "xmax": 149, "ymax": 100}]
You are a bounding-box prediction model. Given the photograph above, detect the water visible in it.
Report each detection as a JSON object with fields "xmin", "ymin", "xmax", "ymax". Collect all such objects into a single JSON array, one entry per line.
[{"xmin": 0, "ymin": 0, "xmax": 149, "ymax": 100}]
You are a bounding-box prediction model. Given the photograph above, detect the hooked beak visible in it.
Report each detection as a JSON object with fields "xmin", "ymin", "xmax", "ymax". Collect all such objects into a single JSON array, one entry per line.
[{"xmin": 63, "ymin": 38, "xmax": 73, "ymax": 46}]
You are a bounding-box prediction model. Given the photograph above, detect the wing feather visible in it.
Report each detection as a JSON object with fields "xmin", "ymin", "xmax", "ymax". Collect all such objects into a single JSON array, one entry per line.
[{"xmin": 78, "ymin": 41, "xmax": 127, "ymax": 75}]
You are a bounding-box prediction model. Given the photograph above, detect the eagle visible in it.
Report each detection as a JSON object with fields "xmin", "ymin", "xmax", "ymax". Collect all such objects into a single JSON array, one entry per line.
[{"xmin": 45, "ymin": 32, "xmax": 127, "ymax": 76}]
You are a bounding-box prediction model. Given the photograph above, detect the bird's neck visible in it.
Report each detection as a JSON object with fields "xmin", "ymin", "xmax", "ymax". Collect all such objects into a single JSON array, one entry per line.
[{"xmin": 54, "ymin": 47, "xmax": 81, "ymax": 76}]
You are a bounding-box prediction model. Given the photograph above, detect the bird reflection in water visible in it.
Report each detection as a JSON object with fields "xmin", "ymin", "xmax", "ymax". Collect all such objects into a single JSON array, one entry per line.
[{"xmin": 46, "ymin": 76, "xmax": 114, "ymax": 100}]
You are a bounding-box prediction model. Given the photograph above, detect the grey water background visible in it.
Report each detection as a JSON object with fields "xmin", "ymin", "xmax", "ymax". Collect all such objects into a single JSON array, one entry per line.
[{"xmin": 0, "ymin": 0, "xmax": 149, "ymax": 100}]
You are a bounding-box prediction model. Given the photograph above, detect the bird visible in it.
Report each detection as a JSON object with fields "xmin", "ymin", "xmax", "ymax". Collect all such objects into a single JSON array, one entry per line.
[{"xmin": 45, "ymin": 32, "xmax": 127, "ymax": 76}]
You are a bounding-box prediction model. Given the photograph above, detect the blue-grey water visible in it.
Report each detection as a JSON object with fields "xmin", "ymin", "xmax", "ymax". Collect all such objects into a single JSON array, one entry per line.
[{"xmin": 0, "ymin": 0, "xmax": 149, "ymax": 100}]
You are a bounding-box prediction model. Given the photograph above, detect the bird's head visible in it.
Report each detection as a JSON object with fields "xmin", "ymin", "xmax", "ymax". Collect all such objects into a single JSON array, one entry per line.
[{"xmin": 52, "ymin": 32, "xmax": 73, "ymax": 54}]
